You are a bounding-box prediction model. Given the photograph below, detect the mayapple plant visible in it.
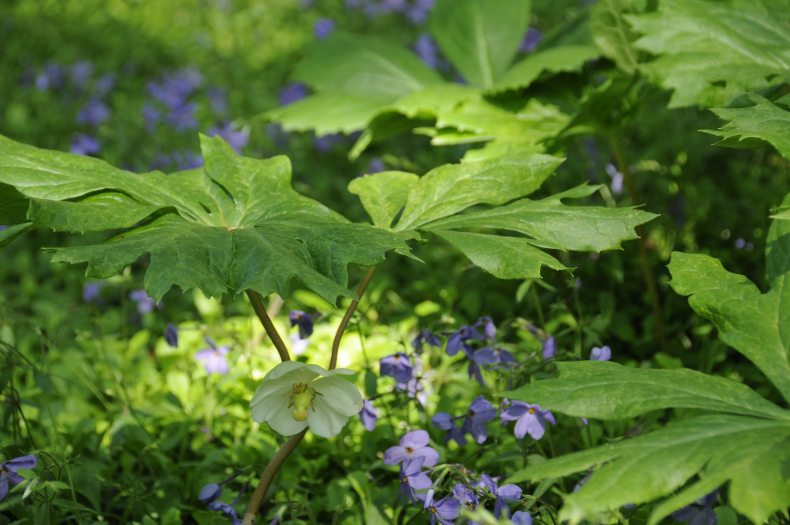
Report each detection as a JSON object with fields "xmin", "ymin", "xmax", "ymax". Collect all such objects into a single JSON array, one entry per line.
[{"xmin": 0, "ymin": 132, "xmax": 653, "ymax": 522}]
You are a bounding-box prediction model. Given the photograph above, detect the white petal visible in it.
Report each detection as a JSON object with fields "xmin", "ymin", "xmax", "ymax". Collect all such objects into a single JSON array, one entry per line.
[
  {"xmin": 264, "ymin": 361, "xmax": 314, "ymax": 381},
  {"xmin": 313, "ymin": 376, "xmax": 363, "ymax": 417},
  {"xmin": 326, "ymin": 368, "xmax": 355, "ymax": 376},
  {"xmin": 267, "ymin": 401, "xmax": 308, "ymax": 436},
  {"xmin": 250, "ymin": 380, "xmax": 292, "ymax": 412},
  {"xmin": 304, "ymin": 363, "xmax": 332, "ymax": 376},
  {"xmin": 307, "ymin": 396, "xmax": 351, "ymax": 437}
]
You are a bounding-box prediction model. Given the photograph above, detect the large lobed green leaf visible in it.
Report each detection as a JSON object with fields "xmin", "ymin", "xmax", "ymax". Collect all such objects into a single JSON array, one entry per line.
[
  {"xmin": 509, "ymin": 415, "xmax": 790, "ymax": 524},
  {"xmin": 669, "ymin": 198, "xmax": 790, "ymax": 404},
  {"xmin": 505, "ymin": 361, "xmax": 790, "ymax": 420},
  {"xmin": 0, "ymin": 134, "xmax": 413, "ymax": 303},
  {"xmin": 627, "ymin": 0, "xmax": 790, "ymax": 108},
  {"xmin": 350, "ymin": 154, "xmax": 656, "ymax": 280},
  {"xmin": 429, "ymin": 0, "xmax": 530, "ymax": 89},
  {"xmin": 705, "ymin": 93, "xmax": 790, "ymax": 160}
]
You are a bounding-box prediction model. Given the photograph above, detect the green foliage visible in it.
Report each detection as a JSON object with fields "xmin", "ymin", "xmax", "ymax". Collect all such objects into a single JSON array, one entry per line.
[
  {"xmin": 627, "ymin": 0, "xmax": 790, "ymax": 108},
  {"xmin": 429, "ymin": 0, "xmax": 531, "ymax": 89},
  {"xmin": 706, "ymin": 93, "xmax": 790, "ymax": 160},
  {"xmin": 0, "ymin": 134, "xmax": 412, "ymax": 304},
  {"xmin": 589, "ymin": 0, "xmax": 645, "ymax": 74},
  {"xmin": 268, "ymin": 0, "xmax": 599, "ymax": 158},
  {"xmin": 505, "ymin": 194, "xmax": 790, "ymax": 523},
  {"xmin": 350, "ymin": 154, "xmax": 656, "ymax": 279}
]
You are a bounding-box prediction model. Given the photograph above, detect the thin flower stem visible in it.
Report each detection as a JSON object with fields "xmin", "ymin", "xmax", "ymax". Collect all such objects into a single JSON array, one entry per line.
[
  {"xmin": 242, "ymin": 430, "xmax": 307, "ymax": 525},
  {"xmin": 246, "ymin": 290, "xmax": 291, "ymax": 362},
  {"xmin": 609, "ymin": 135, "xmax": 670, "ymax": 355},
  {"xmin": 242, "ymin": 267, "xmax": 378, "ymax": 523},
  {"xmin": 329, "ymin": 266, "xmax": 377, "ymax": 370}
]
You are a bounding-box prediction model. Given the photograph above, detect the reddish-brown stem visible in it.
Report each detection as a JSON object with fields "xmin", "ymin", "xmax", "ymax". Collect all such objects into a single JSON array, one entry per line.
[
  {"xmin": 246, "ymin": 290, "xmax": 291, "ymax": 362},
  {"xmin": 329, "ymin": 266, "xmax": 377, "ymax": 370}
]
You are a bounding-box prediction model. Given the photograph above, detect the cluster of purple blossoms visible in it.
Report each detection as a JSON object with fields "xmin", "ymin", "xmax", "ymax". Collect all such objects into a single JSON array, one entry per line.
[
  {"xmin": 445, "ymin": 317, "xmax": 514, "ymax": 385},
  {"xmin": 195, "ymin": 337, "xmax": 231, "ymax": 375},
  {"xmin": 380, "ymin": 347, "xmax": 430, "ymax": 406},
  {"xmin": 385, "ymin": 430, "xmax": 439, "ymax": 501},
  {"xmin": 432, "ymin": 395, "xmax": 497, "ymax": 446},
  {"xmin": 345, "ymin": 0, "xmax": 435, "ymax": 25},
  {"xmin": 0, "ymin": 455, "xmax": 37, "ymax": 501}
]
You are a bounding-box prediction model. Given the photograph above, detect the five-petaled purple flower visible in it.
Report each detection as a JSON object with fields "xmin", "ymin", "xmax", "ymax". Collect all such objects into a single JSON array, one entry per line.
[
  {"xmin": 129, "ymin": 289, "xmax": 156, "ymax": 314},
  {"xmin": 501, "ymin": 401, "xmax": 556, "ymax": 440},
  {"xmin": 385, "ymin": 429, "xmax": 439, "ymax": 467},
  {"xmin": 446, "ymin": 325, "xmax": 483, "ymax": 357},
  {"xmin": 399, "ymin": 457, "xmax": 432, "ymax": 502},
  {"xmin": 359, "ymin": 399, "xmax": 379, "ymax": 431},
  {"xmin": 289, "ymin": 310, "xmax": 318, "ymax": 339},
  {"xmin": 380, "ymin": 352, "xmax": 413, "ymax": 383},
  {"xmin": 452, "ymin": 483, "xmax": 478, "ymax": 512},
  {"xmin": 0, "ymin": 455, "xmax": 36, "ymax": 502},
  {"xmin": 590, "ymin": 346, "xmax": 611, "ymax": 361},
  {"xmin": 478, "ymin": 474, "xmax": 522, "ymax": 518},
  {"xmin": 424, "ymin": 489, "xmax": 461, "ymax": 525},
  {"xmin": 462, "ymin": 396, "xmax": 497, "ymax": 444},
  {"xmin": 195, "ymin": 338, "xmax": 230, "ymax": 375}
]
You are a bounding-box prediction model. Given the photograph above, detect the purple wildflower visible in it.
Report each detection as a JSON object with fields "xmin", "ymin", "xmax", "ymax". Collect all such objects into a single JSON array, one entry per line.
[
  {"xmin": 208, "ymin": 122, "xmax": 249, "ymax": 154},
  {"xmin": 289, "ymin": 310, "xmax": 318, "ymax": 339},
  {"xmin": 164, "ymin": 323, "xmax": 179, "ymax": 348},
  {"xmin": 520, "ymin": 27, "xmax": 543, "ymax": 53},
  {"xmin": 129, "ymin": 289, "xmax": 156, "ymax": 314},
  {"xmin": 512, "ymin": 511, "xmax": 534, "ymax": 525},
  {"xmin": 314, "ymin": 18, "xmax": 336, "ymax": 39},
  {"xmin": 476, "ymin": 316, "xmax": 497, "ymax": 340},
  {"xmin": 671, "ymin": 491, "xmax": 718, "ymax": 525},
  {"xmin": 590, "ymin": 346, "xmax": 611, "ymax": 361},
  {"xmin": 385, "ymin": 429, "xmax": 439, "ymax": 467},
  {"xmin": 397, "ymin": 376, "xmax": 427, "ymax": 405},
  {"xmin": 278, "ymin": 82, "xmax": 308, "ymax": 106},
  {"xmin": 412, "ymin": 328, "xmax": 442, "ymax": 352},
  {"xmin": 0, "ymin": 455, "xmax": 36, "ymax": 501},
  {"xmin": 94, "ymin": 73, "xmax": 116, "ymax": 96},
  {"xmin": 207, "ymin": 501, "xmax": 243, "ymax": 525},
  {"xmin": 461, "ymin": 396, "xmax": 497, "ymax": 444},
  {"xmin": 452, "ymin": 483, "xmax": 478, "ymax": 512},
  {"xmin": 70, "ymin": 134, "xmax": 100, "ymax": 156},
  {"xmin": 478, "ymin": 474, "xmax": 522, "ymax": 518},
  {"xmin": 77, "ymin": 98, "xmax": 110, "ymax": 127},
  {"xmin": 147, "ymin": 68, "xmax": 202, "ymax": 109},
  {"xmin": 380, "ymin": 352, "xmax": 413, "ymax": 383},
  {"xmin": 69, "ymin": 61, "xmax": 93, "ymax": 89},
  {"xmin": 198, "ymin": 483, "xmax": 222, "ymax": 503},
  {"xmin": 171, "ymin": 150, "xmax": 203, "ymax": 170},
  {"xmin": 446, "ymin": 325, "xmax": 483, "ymax": 357},
  {"xmin": 541, "ymin": 335, "xmax": 556, "ymax": 360},
  {"xmin": 605, "ymin": 163, "xmax": 624, "ymax": 194},
  {"xmin": 414, "ymin": 33, "xmax": 439, "ymax": 69},
  {"xmin": 406, "ymin": 0, "xmax": 435, "ymax": 24},
  {"xmin": 431, "ymin": 412, "xmax": 468, "ymax": 446},
  {"xmin": 166, "ymin": 102, "xmax": 198, "ymax": 131},
  {"xmin": 359, "ymin": 399, "xmax": 379, "ymax": 431},
  {"xmin": 424, "ymin": 489, "xmax": 461, "ymax": 525},
  {"xmin": 195, "ymin": 339, "xmax": 230, "ymax": 375},
  {"xmin": 82, "ymin": 282, "xmax": 103, "ymax": 303},
  {"xmin": 367, "ymin": 157, "xmax": 386, "ymax": 173},
  {"xmin": 500, "ymin": 401, "xmax": 556, "ymax": 440},
  {"xmin": 208, "ymin": 87, "xmax": 228, "ymax": 115},
  {"xmin": 399, "ymin": 457, "xmax": 432, "ymax": 502},
  {"xmin": 142, "ymin": 103, "xmax": 162, "ymax": 131},
  {"xmin": 35, "ymin": 63, "xmax": 65, "ymax": 91}
]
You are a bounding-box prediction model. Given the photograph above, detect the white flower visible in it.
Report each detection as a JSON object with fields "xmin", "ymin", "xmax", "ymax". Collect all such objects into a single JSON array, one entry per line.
[{"xmin": 250, "ymin": 361, "xmax": 363, "ymax": 438}]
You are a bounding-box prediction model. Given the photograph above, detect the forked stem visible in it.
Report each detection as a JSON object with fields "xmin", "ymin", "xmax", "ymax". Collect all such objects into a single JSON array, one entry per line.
[{"xmin": 243, "ymin": 267, "xmax": 377, "ymax": 523}]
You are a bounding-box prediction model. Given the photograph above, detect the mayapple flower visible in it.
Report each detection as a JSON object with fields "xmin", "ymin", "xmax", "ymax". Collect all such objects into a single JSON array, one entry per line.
[{"xmin": 250, "ymin": 361, "xmax": 363, "ymax": 438}]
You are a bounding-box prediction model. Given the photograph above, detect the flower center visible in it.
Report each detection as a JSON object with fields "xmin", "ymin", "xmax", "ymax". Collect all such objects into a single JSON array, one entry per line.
[
  {"xmin": 528, "ymin": 408, "xmax": 536, "ymax": 414},
  {"xmin": 468, "ymin": 409, "xmax": 476, "ymax": 417},
  {"xmin": 428, "ymin": 507, "xmax": 437, "ymax": 514},
  {"xmin": 288, "ymin": 382, "xmax": 318, "ymax": 421},
  {"xmin": 405, "ymin": 446, "xmax": 414, "ymax": 454}
]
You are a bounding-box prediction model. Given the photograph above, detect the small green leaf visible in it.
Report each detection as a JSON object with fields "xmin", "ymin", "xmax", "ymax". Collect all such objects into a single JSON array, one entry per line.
[
  {"xmin": 348, "ymin": 171, "xmax": 419, "ymax": 228},
  {"xmin": 294, "ymin": 32, "xmax": 442, "ymax": 100},
  {"xmin": 427, "ymin": 184, "xmax": 656, "ymax": 251},
  {"xmin": 395, "ymin": 153, "xmax": 563, "ymax": 230},
  {"xmin": 429, "ymin": 229, "xmax": 567, "ymax": 279},
  {"xmin": 495, "ymin": 45, "xmax": 600, "ymax": 91},
  {"xmin": 430, "ymin": 0, "xmax": 531, "ymax": 89},
  {"xmin": 705, "ymin": 93, "xmax": 790, "ymax": 160},
  {"xmin": 265, "ymin": 94, "xmax": 386, "ymax": 135},
  {"xmin": 589, "ymin": 0, "xmax": 645, "ymax": 73},
  {"xmin": 504, "ymin": 361, "xmax": 790, "ymax": 420}
]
